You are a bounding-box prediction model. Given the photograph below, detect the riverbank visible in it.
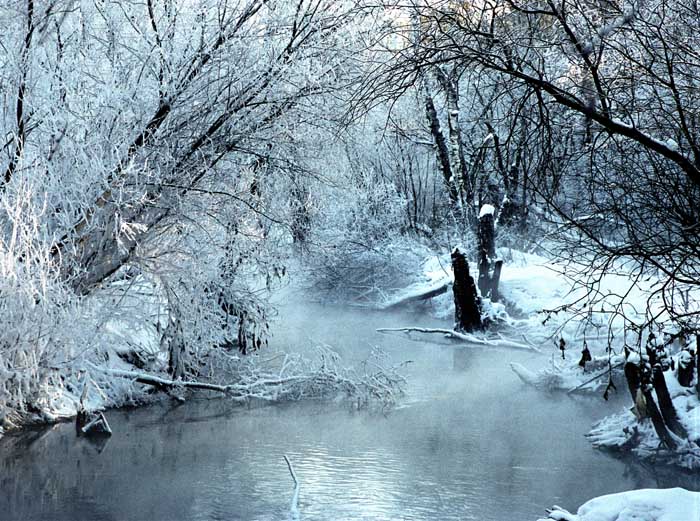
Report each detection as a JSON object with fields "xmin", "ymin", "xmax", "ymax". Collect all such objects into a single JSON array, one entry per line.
[
  {"xmin": 386, "ymin": 245, "xmax": 700, "ymax": 471},
  {"xmin": 1, "ymin": 302, "xmax": 663, "ymax": 521},
  {"xmin": 538, "ymin": 488, "xmax": 700, "ymax": 521}
]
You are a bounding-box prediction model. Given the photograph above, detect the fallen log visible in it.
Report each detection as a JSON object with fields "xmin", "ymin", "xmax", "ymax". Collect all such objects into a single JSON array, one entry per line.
[
  {"xmin": 376, "ymin": 327, "xmax": 538, "ymax": 351},
  {"xmin": 98, "ymin": 366, "xmax": 235, "ymax": 393},
  {"xmin": 90, "ymin": 365, "xmax": 307, "ymax": 400},
  {"xmin": 381, "ymin": 280, "xmax": 451, "ymax": 310},
  {"xmin": 566, "ymin": 361, "xmax": 625, "ymax": 395}
]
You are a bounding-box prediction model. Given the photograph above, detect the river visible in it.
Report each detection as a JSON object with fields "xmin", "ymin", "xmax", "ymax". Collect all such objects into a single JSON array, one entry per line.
[{"xmin": 1, "ymin": 303, "xmax": 697, "ymax": 520}]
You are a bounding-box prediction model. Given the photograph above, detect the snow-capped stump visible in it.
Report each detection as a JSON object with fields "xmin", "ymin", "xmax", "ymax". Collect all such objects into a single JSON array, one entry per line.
[
  {"xmin": 477, "ymin": 204, "xmax": 502, "ymax": 302},
  {"xmin": 676, "ymin": 349, "xmax": 695, "ymax": 388},
  {"xmin": 537, "ymin": 488, "xmax": 700, "ymax": 521}
]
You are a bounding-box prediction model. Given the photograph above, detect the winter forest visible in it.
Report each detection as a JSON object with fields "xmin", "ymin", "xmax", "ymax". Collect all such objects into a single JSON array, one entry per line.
[{"xmin": 0, "ymin": 0, "xmax": 699, "ymax": 519}]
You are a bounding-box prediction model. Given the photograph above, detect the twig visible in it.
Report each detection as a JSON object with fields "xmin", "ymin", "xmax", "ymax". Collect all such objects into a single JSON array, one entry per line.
[
  {"xmin": 566, "ymin": 361, "xmax": 625, "ymax": 394},
  {"xmin": 283, "ymin": 455, "xmax": 300, "ymax": 520}
]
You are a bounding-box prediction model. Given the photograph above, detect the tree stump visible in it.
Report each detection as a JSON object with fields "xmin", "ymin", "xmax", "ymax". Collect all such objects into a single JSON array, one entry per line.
[
  {"xmin": 451, "ymin": 248, "xmax": 482, "ymax": 332},
  {"xmin": 477, "ymin": 205, "xmax": 503, "ymax": 301}
]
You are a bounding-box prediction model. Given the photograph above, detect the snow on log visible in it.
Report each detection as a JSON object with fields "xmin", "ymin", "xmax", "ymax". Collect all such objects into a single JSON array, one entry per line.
[
  {"xmin": 478, "ymin": 204, "xmax": 495, "ymax": 218},
  {"xmin": 510, "ymin": 363, "xmax": 539, "ymax": 386},
  {"xmin": 381, "ymin": 280, "xmax": 451, "ymax": 310},
  {"xmin": 376, "ymin": 327, "xmax": 538, "ymax": 351}
]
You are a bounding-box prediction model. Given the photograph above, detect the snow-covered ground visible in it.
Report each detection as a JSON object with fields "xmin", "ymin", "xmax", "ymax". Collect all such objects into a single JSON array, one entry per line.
[
  {"xmin": 587, "ymin": 369, "xmax": 700, "ymax": 469},
  {"xmin": 538, "ymin": 488, "xmax": 700, "ymax": 521},
  {"xmin": 385, "ymin": 246, "xmax": 700, "ymax": 468}
]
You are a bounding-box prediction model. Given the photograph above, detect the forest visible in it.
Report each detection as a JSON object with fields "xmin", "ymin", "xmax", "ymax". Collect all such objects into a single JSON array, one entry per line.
[{"xmin": 0, "ymin": 1, "xmax": 699, "ymax": 520}]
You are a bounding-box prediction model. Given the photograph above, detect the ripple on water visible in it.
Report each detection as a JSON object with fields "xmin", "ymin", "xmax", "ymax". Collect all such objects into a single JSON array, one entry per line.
[{"xmin": 1, "ymin": 304, "xmax": 697, "ymax": 520}]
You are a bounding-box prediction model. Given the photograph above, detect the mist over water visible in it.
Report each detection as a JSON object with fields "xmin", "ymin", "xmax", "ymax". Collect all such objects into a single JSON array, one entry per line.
[{"xmin": 1, "ymin": 303, "xmax": 697, "ymax": 520}]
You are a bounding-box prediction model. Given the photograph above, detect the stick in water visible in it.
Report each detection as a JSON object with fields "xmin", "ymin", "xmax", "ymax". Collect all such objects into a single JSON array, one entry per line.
[{"xmin": 283, "ymin": 455, "xmax": 300, "ymax": 520}]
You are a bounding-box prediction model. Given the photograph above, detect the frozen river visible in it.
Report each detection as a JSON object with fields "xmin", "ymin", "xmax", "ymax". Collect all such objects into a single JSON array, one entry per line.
[{"xmin": 1, "ymin": 304, "xmax": 697, "ymax": 520}]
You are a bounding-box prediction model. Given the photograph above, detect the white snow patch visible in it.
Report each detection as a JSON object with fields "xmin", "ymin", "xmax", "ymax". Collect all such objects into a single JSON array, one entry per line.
[
  {"xmin": 539, "ymin": 488, "xmax": 700, "ymax": 521},
  {"xmin": 479, "ymin": 204, "xmax": 496, "ymax": 218}
]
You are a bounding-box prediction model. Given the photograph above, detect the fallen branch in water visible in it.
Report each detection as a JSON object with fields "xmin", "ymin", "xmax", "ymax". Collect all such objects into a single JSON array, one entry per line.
[
  {"xmin": 376, "ymin": 327, "xmax": 539, "ymax": 351},
  {"xmin": 87, "ymin": 345, "xmax": 406, "ymax": 408},
  {"xmin": 284, "ymin": 455, "xmax": 300, "ymax": 520},
  {"xmin": 81, "ymin": 412, "xmax": 112, "ymax": 436},
  {"xmin": 381, "ymin": 281, "xmax": 451, "ymax": 310},
  {"xmin": 92, "ymin": 366, "xmax": 237, "ymax": 393}
]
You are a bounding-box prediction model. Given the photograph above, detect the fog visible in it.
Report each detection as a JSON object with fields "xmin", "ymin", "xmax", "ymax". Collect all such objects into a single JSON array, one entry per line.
[{"xmin": 1, "ymin": 303, "xmax": 689, "ymax": 521}]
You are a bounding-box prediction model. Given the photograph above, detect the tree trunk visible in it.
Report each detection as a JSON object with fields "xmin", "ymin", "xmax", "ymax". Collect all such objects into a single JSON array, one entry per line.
[
  {"xmin": 434, "ymin": 66, "xmax": 473, "ymax": 225},
  {"xmin": 696, "ymin": 334, "xmax": 700, "ymax": 400},
  {"xmin": 677, "ymin": 350, "xmax": 694, "ymax": 387},
  {"xmin": 424, "ymin": 91, "xmax": 458, "ymax": 206},
  {"xmin": 490, "ymin": 260, "xmax": 503, "ymax": 302},
  {"xmin": 652, "ymin": 365, "xmax": 687, "ymax": 438},
  {"xmin": 451, "ymin": 248, "xmax": 482, "ymax": 332},
  {"xmin": 642, "ymin": 387, "xmax": 678, "ymax": 450},
  {"xmin": 624, "ymin": 362, "xmax": 648, "ymax": 420},
  {"xmin": 624, "ymin": 363, "xmax": 639, "ymax": 400},
  {"xmin": 477, "ymin": 209, "xmax": 498, "ymax": 298}
]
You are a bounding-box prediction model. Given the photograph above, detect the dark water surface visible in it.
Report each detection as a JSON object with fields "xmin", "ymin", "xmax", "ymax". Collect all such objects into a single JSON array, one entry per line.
[{"xmin": 1, "ymin": 304, "xmax": 698, "ymax": 520}]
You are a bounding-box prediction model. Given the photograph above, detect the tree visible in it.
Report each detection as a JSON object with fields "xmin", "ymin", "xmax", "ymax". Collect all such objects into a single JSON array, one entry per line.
[
  {"xmin": 358, "ymin": 0, "xmax": 700, "ymax": 331},
  {"xmin": 0, "ymin": 0, "xmax": 374, "ymax": 418}
]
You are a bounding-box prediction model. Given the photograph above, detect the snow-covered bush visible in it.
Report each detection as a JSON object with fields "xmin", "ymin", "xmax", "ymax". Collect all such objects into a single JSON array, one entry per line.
[{"xmin": 304, "ymin": 161, "xmax": 437, "ymax": 304}]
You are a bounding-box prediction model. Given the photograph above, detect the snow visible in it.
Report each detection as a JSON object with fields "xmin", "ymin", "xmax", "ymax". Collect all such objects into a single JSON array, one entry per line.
[
  {"xmin": 539, "ymin": 488, "xmax": 700, "ymax": 521},
  {"xmin": 587, "ymin": 370, "xmax": 700, "ymax": 469},
  {"xmin": 479, "ymin": 204, "xmax": 496, "ymax": 218},
  {"xmin": 391, "ymin": 246, "xmax": 700, "ymax": 469}
]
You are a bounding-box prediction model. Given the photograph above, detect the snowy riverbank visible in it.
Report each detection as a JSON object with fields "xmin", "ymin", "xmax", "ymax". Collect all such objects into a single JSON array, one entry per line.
[
  {"xmin": 382, "ymin": 246, "xmax": 700, "ymax": 469},
  {"xmin": 0, "ymin": 273, "xmax": 405, "ymax": 439},
  {"xmin": 538, "ymin": 488, "xmax": 700, "ymax": 521}
]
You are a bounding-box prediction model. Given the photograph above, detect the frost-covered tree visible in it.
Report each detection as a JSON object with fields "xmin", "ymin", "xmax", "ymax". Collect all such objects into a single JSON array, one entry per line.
[
  {"xmin": 0, "ymin": 0, "xmax": 387, "ymax": 424},
  {"xmin": 354, "ymin": 0, "xmax": 700, "ymax": 331}
]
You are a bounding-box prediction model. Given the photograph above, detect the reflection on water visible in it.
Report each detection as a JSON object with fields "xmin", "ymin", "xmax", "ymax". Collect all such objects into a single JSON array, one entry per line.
[{"xmin": 1, "ymin": 304, "xmax": 698, "ymax": 520}]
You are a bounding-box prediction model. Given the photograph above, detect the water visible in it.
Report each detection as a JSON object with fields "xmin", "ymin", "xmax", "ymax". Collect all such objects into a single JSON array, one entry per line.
[{"xmin": 1, "ymin": 304, "xmax": 698, "ymax": 520}]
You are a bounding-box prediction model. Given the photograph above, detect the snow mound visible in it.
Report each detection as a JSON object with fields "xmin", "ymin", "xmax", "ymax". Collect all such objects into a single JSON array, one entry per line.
[
  {"xmin": 479, "ymin": 204, "xmax": 495, "ymax": 218},
  {"xmin": 539, "ymin": 488, "xmax": 700, "ymax": 521}
]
